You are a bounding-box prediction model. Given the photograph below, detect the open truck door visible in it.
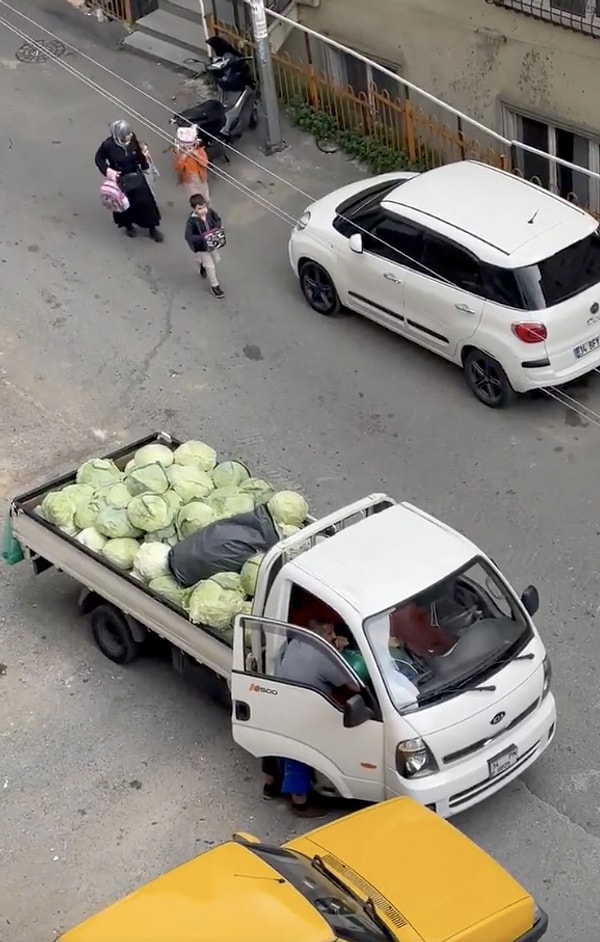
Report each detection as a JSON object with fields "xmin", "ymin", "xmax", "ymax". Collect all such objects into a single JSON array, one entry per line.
[{"xmin": 231, "ymin": 615, "xmax": 385, "ymax": 802}]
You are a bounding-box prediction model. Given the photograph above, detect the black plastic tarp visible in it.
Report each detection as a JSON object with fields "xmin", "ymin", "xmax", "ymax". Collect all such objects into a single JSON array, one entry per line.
[{"xmin": 168, "ymin": 505, "xmax": 279, "ymax": 587}]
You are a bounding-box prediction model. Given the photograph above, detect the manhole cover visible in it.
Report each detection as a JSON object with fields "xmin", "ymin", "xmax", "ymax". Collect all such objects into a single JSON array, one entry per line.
[{"xmin": 15, "ymin": 39, "xmax": 66, "ymax": 63}]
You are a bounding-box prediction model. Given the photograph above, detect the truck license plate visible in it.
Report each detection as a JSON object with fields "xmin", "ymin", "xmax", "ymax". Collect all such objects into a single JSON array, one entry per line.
[
  {"xmin": 574, "ymin": 336, "xmax": 600, "ymax": 359},
  {"xmin": 488, "ymin": 745, "xmax": 518, "ymax": 778}
]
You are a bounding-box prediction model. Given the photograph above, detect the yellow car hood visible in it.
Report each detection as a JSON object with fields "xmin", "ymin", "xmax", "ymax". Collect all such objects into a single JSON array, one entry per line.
[
  {"xmin": 60, "ymin": 842, "xmax": 335, "ymax": 942},
  {"xmin": 287, "ymin": 798, "xmax": 534, "ymax": 942}
]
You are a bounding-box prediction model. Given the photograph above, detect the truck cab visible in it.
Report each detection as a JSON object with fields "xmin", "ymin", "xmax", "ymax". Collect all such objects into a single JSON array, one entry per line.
[{"xmin": 232, "ymin": 495, "xmax": 556, "ymax": 817}]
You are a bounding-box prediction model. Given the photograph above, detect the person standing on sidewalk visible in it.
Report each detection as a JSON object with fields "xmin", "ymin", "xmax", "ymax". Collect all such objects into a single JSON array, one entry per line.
[
  {"xmin": 172, "ymin": 126, "xmax": 210, "ymax": 203},
  {"xmin": 184, "ymin": 194, "xmax": 225, "ymax": 299}
]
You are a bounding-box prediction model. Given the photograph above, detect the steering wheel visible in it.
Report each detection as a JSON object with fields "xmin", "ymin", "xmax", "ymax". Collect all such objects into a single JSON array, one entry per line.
[{"xmin": 441, "ymin": 605, "xmax": 479, "ymax": 634}]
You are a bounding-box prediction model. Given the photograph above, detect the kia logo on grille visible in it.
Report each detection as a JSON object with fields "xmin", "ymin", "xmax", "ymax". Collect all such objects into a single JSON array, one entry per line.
[{"xmin": 490, "ymin": 712, "xmax": 506, "ymax": 725}]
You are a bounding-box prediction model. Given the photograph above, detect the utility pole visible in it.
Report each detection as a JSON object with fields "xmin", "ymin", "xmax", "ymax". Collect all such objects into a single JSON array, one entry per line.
[
  {"xmin": 196, "ymin": 0, "xmax": 210, "ymax": 45},
  {"xmin": 248, "ymin": 0, "xmax": 286, "ymax": 153}
]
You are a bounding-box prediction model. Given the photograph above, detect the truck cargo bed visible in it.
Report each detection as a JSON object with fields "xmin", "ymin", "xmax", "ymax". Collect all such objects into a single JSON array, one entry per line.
[{"xmin": 9, "ymin": 432, "xmax": 233, "ymax": 680}]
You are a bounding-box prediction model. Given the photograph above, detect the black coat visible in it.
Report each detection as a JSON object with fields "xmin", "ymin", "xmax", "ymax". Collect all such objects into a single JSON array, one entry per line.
[
  {"xmin": 94, "ymin": 135, "xmax": 148, "ymax": 176},
  {"xmin": 184, "ymin": 209, "xmax": 222, "ymax": 252}
]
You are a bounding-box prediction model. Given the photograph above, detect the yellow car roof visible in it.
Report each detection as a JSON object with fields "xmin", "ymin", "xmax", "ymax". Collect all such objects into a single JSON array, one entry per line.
[{"xmin": 60, "ymin": 842, "xmax": 335, "ymax": 942}]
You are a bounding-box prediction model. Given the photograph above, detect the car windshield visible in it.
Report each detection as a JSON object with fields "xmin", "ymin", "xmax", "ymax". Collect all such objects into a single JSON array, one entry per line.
[
  {"xmin": 247, "ymin": 844, "xmax": 393, "ymax": 942},
  {"xmin": 363, "ymin": 557, "xmax": 531, "ymax": 712}
]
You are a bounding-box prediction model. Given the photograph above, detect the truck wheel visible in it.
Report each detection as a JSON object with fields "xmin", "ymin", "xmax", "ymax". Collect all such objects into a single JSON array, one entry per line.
[{"xmin": 90, "ymin": 604, "xmax": 141, "ymax": 665}]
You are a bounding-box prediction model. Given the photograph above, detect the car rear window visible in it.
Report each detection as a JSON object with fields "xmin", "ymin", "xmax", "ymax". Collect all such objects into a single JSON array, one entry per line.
[{"xmin": 528, "ymin": 228, "xmax": 600, "ymax": 307}]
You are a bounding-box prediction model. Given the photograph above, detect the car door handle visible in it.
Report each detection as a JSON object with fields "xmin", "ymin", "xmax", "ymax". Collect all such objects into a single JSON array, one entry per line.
[
  {"xmin": 455, "ymin": 303, "xmax": 475, "ymax": 313},
  {"xmin": 383, "ymin": 273, "xmax": 402, "ymax": 283}
]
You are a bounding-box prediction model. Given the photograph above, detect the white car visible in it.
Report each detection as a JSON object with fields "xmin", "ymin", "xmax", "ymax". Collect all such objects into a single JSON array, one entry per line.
[{"xmin": 289, "ymin": 160, "xmax": 600, "ymax": 407}]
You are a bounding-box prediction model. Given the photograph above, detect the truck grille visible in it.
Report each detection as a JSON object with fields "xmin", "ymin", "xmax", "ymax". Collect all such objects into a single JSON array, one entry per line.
[
  {"xmin": 442, "ymin": 698, "xmax": 540, "ymax": 764},
  {"xmin": 321, "ymin": 854, "xmax": 408, "ymax": 929}
]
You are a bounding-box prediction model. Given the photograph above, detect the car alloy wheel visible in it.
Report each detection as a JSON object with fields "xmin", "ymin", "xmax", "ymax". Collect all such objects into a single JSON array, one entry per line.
[
  {"xmin": 463, "ymin": 349, "xmax": 515, "ymax": 408},
  {"xmin": 299, "ymin": 262, "xmax": 340, "ymax": 316}
]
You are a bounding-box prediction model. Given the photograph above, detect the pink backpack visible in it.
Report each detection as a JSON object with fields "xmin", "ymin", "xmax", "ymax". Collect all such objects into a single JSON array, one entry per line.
[{"xmin": 100, "ymin": 176, "xmax": 130, "ymax": 213}]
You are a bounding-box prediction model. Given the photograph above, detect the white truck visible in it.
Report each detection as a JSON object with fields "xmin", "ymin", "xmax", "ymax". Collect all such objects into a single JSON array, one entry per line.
[{"xmin": 7, "ymin": 432, "xmax": 556, "ymax": 818}]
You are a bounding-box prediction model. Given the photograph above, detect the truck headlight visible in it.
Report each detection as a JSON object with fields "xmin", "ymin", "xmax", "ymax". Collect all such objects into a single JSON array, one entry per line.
[
  {"xmin": 396, "ymin": 738, "xmax": 438, "ymax": 778},
  {"xmin": 542, "ymin": 655, "xmax": 552, "ymax": 699},
  {"xmin": 295, "ymin": 210, "xmax": 311, "ymax": 231}
]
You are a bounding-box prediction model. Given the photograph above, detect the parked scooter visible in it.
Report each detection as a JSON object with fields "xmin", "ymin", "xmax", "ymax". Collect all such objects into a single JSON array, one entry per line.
[{"xmin": 170, "ymin": 37, "xmax": 259, "ymax": 163}]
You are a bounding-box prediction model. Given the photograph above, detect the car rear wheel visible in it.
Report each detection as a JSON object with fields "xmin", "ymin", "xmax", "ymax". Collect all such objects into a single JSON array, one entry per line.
[
  {"xmin": 463, "ymin": 349, "xmax": 516, "ymax": 408},
  {"xmin": 299, "ymin": 261, "xmax": 340, "ymax": 316}
]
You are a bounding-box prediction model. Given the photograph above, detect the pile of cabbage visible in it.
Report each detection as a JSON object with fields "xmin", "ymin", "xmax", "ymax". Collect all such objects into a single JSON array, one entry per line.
[{"xmin": 34, "ymin": 440, "xmax": 310, "ymax": 634}]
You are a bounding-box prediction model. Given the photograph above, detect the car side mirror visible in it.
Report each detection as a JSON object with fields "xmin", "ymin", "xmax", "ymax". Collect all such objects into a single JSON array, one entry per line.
[
  {"xmin": 521, "ymin": 585, "xmax": 540, "ymax": 617},
  {"xmin": 343, "ymin": 693, "xmax": 372, "ymax": 728},
  {"xmin": 349, "ymin": 233, "xmax": 363, "ymax": 254}
]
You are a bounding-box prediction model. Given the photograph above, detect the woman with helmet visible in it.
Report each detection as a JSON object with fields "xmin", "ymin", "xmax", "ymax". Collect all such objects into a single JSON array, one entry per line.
[{"xmin": 94, "ymin": 120, "xmax": 163, "ymax": 242}]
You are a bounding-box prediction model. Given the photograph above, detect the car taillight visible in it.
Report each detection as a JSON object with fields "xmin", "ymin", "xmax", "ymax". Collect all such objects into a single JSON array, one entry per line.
[{"xmin": 511, "ymin": 322, "xmax": 547, "ymax": 343}]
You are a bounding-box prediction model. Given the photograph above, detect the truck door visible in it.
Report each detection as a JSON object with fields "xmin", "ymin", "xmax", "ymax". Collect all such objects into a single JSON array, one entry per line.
[{"xmin": 231, "ymin": 615, "xmax": 385, "ymax": 803}]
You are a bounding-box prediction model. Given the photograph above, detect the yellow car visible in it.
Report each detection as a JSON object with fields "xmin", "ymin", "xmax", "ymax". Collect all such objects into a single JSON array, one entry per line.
[{"xmin": 59, "ymin": 797, "xmax": 548, "ymax": 942}]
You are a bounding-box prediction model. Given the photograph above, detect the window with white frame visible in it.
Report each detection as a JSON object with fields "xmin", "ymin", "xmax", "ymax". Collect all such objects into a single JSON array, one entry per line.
[
  {"xmin": 502, "ymin": 106, "xmax": 600, "ymax": 213},
  {"xmin": 322, "ymin": 46, "xmax": 403, "ymax": 103}
]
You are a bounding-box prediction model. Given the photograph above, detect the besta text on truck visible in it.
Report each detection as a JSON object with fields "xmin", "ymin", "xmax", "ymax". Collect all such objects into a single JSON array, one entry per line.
[{"xmin": 6, "ymin": 431, "xmax": 556, "ymax": 818}]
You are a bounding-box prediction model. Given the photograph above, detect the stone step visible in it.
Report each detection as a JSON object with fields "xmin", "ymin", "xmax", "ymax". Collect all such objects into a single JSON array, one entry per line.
[
  {"xmin": 134, "ymin": 8, "xmax": 208, "ymax": 55},
  {"xmin": 121, "ymin": 30, "xmax": 207, "ymax": 74},
  {"xmin": 158, "ymin": 0, "xmax": 205, "ymax": 26}
]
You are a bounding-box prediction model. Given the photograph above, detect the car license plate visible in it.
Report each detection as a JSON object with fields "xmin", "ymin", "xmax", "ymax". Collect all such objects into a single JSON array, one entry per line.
[
  {"xmin": 574, "ymin": 336, "xmax": 600, "ymax": 359},
  {"xmin": 488, "ymin": 745, "xmax": 518, "ymax": 778}
]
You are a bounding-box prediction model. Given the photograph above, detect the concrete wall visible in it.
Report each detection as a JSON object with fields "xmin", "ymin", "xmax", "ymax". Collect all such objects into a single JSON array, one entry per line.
[{"xmin": 299, "ymin": 0, "xmax": 600, "ymax": 138}]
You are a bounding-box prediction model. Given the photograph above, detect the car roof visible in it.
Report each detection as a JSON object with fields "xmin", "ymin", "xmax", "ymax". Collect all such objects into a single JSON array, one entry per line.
[
  {"xmin": 292, "ymin": 504, "xmax": 478, "ymax": 617},
  {"xmin": 381, "ymin": 161, "xmax": 597, "ymax": 267}
]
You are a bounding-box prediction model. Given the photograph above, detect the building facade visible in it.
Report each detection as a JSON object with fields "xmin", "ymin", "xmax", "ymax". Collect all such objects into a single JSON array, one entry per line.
[{"xmin": 299, "ymin": 0, "xmax": 600, "ymax": 206}]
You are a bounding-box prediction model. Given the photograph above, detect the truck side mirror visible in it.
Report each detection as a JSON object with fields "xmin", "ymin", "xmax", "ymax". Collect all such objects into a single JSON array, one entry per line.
[
  {"xmin": 343, "ymin": 693, "xmax": 372, "ymax": 728},
  {"xmin": 521, "ymin": 585, "xmax": 540, "ymax": 617},
  {"xmin": 349, "ymin": 233, "xmax": 363, "ymax": 254}
]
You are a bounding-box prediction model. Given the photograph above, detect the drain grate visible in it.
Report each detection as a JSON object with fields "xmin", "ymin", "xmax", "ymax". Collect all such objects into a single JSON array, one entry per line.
[{"xmin": 16, "ymin": 39, "xmax": 66, "ymax": 63}]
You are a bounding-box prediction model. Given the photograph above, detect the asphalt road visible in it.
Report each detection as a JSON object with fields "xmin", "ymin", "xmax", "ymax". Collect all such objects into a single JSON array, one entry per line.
[{"xmin": 1, "ymin": 2, "xmax": 600, "ymax": 939}]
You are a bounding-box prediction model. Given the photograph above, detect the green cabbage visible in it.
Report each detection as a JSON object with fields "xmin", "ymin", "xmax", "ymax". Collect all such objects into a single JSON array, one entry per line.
[
  {"xmin": 124, "ymin": 459, "xmax": 136, "ymax": 473},
  {"xmin": 76, "ymin": 527, "xmax": 108, "ymax": 552},
  {"xmin": 278, "ymin": 524, "xmax": 301, "ymax": 538},
  {"xmin": 59, "ymin": 523, "xmax": 80, "ymax": 538},
  {"xmin": 127, "ymin": 494, "xmax": 173, "ymax": 533},
  {"xmin": 61, "ymin": 483, "xmax": 95, "ymax": 506},
  {"xmin": 268, "ymin": 491, "xmax": 309, "ymax": 528},
  {"xmin": 167, "ymin": 465, "xmax": 215, "ymax": 503},
  {"xmin": 101, "ymin": 537, "xmax": 140, "ymax": 571},
  {"xmin": 240, "ymin": 553, "xmax": 264, "ymax": 597},
  {"xmin": 240, "ymin": 477, "xmax": 274, "ymax": 506},
  {"xmin": 76, "ymin": 458, "xmax": 122, "ymax": 489},
  {"xmin": 211, "ymin": 460, "xmax": 251, "ymax": 489},
  {"xmin": 187, "ymin": 579, "xmax": 245, "ymax": 629},
  {"xmin": 163, "ymin": 489, "xmax": 182, "ymax": 516},
  {"xmin": 125, "ymin": 462, "xmax": 169, "ymax": 496},
  {"xmin": 211, "ymin": 571, "xmax": 243, "ymax": 593},
  {"xmin": 148, "ymin": 574, "xmax": 190, "ymax": 609},
  {"xmin": 133, "ymin": 542, "xmax": 171, "ymax": 582},
  {"xmin": 173, "ymin": 440, "xmax": 217, "ymax": 471},
  {"xmin": 133, "ymin": 443, "xmax": 174, "ymax": 469},
  {"xmin": 143, "ymin": 525, "xmax": 178, "ymax": 547},
  {"xmin": 239, "ymin": 600, "xmax": 253, "ymax": 616},
  {"xmin": 73, "ymin": 496, "xmax": 104, "ymax": 531},
  {"xmin": 176, "ymin": 501, "xmax": 216, "ymax": 539},
  {"xmin": 96, "ymin": 482, "xmax": 132, "ymax": 509},
  {"xmin": 207, "ymin": 487, "xmax": 254, "ymax": 520},
  {"xmin": 40, "ymin": 491, "xmax": 78, "ymax": 529},
  {"xmin": 95, "ymin": 505, "xmax": 142, "ymax": 540}
]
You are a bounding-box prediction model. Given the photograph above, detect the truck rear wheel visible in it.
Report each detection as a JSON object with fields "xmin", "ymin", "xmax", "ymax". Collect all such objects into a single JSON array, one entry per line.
[{"xmin": 90, "ymin": 604, "xmax": 141, "ymax": 665}]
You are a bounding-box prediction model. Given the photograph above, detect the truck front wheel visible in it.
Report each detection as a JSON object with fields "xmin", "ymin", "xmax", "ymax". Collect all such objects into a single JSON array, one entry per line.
[{"xmin": 90, "ymin": 604, "xmax": 141, "ymax": 665}]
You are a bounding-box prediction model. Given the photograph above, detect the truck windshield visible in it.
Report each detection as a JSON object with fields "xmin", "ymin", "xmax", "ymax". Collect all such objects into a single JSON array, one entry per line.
[
  {"xmin": 247, "ymin": 844, "xmax": 393, "ymax": 942},
  {"xmin": 363, "ymin": 557, "xmax": 531, "ymax": 712}
]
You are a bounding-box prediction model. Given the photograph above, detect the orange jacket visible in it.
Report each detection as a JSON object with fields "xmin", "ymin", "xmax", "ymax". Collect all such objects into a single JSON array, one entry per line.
[{"xmin": 172, "ymin": 147, "xmax": 208, "ymax": 184}]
